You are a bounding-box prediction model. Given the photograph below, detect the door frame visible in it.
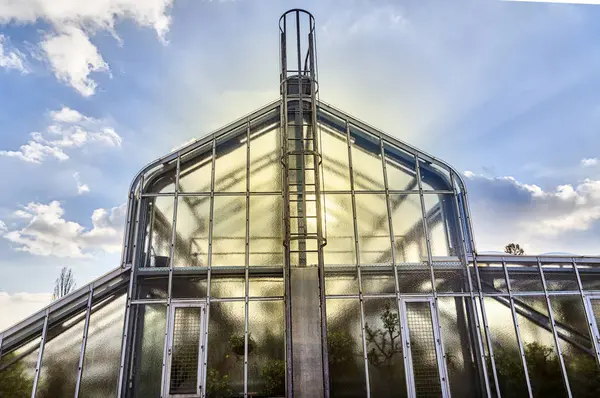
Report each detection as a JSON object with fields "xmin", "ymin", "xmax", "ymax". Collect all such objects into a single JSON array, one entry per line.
[
  {"xmin": 162, "ymin": 301, "xmax": 207, "ymax": 398},
  {"xmin": 400, "ymin": 297, "xmax": 450, "ymax": 398}
]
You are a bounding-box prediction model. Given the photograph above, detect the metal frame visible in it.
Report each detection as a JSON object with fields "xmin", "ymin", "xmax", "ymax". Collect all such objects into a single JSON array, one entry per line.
[{"xmin": 163, "ymin": 302, "xmax": 207, "ymax": 398}]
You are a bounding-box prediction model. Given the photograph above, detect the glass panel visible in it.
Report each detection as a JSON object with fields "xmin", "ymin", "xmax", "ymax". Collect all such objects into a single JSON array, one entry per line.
[
  {"xmin": 550, "ymin": 296, "xmax": 600, "ymax": 397},
  {"xmin": 326, "ymin": 299, "xmax": 367, "ymax": 397},
  {"xmin": 212, "ymin": 196, "xmax": 246, "ymax": 266},
  {"xmin": 80, "ymin": 291, "xmax": 126, "ymax": 397},
  {"xmin": 404, "ymin": 301, "xmax": 442, "ymax": 396},
  {"xmin": 483, "ymin": 296, "xmax": 529, "ymax": 396},
  {"xmin": 146, "ymin": 163, "xmax": 176, "ymax": 193},
  {"xmin": 383, "ymin": 143, "xmax": 417, "ymax": 191},
  {"xmin": 137, "ymin": 276, "xmax": 168, "ymax": 300},
  {"xmin": 516, "ymin": 296, "xmax": 567, "ymax": 396},
  {"xmin": 206, "ymin": 301, "xmax": 244, "ymax": 398},
  {"xmin": 132, "ymin": 304, "xmax": 166, "ymax": 397},
  {"xmin": 249, "ymin": 196, "xmax": 283, "ymax": 266},
  {"xmin": 434, "ymin": 264, "xmax": 467, "ymax": 293},
  {"xmin": 363, "ymin": 298, "xmax": 406, "ymax": 397},
  {"xmin": 179, "ymin": 147, "xmax": 212, "ymax": 193},
  {"xmin": 37, "ymin": 313, "xmax": 86, "ymax": 397},
  {"xmin": 506, "ymin": 263, "xmax": 544, "ymax": 291},
  {"xmin": 578, "ymin": 264, "xmax": 600, "ymax": 291},
  {"xmin": 542, "ymin": 263, "xmax": 579, "ymax": 291},
  {"xmin": 355, "ymin": 194, "xmax": 392, "ymax": 265},
  {"xmin": 321, "ymin": 126, "xmax": 351, "ymax": 191},
  {"xmin": 249, "ymin": 124, "xmax": 281, "ymax": 192},
  {"xmin": 437, "ymin": 297, "xmax": 478, "ymax": 398},
  {"xmin": 323, "ymin": 194, "xmax": 355, "ymax": 266},
  {"xmin": 210, "ymin": 274, "xmax": 245, "ymax": 299},
  {"xmin": 249, "ymin": 275, "xmax": 283, "ymax": 297},
  {"xmin": 325, "ymin": 269, "xmax": 359, "ymax": 296},
  {"xmin": 247, "ymin": 301, "xmax": 285, "ymax": 397},
  {"xmin": 170, "ymin": 307, "xmax": 202, "ymax": 395},
  {"xmin": 396, "ymin": 264, "xmax": 432, "ymax": 293},
  {"xmin": 214, "ymin": 129, "xmax": 247, "ymax": 192},
  {"xmin": 350, "ymin": 127, "xmax": 385, "ymax": 191},
  {"xmin": 175, "ymin": 195, "xmax": 210, "ymax": 267},
  {"xmin": 423, "ymin": 194, "xmax": 455, "ymax": 258},
  {"xmin": 419, "ymin": 161, "xmax": 452, "ymax": 191},
  {"xmin": 0, "ymin": 337, "xmax": 39, "ymax": 397},
  {"xmin": 142, "ymin": 196, "xmax": 175, "ymax": 268},
  {"xmin": 172, "ymin": 276, "xmax": 208, "ymax": 298},
  {"xmin": 390, "ymin": 194, "xmax": 426, "ymax": 263},
  {"xmin": 476, "ymin": 262, "xmax": 507, "ymax": 292},
  {"xmin": 361, "ymin": 268, "xmax": 395, "ymax": 295}
]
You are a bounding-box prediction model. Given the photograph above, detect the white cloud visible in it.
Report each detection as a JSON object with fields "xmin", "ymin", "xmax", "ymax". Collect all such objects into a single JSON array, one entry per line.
[
  {"xmin": 0, "ymin": 106, "xmax": 122, "ymax": 164},
  {"xmin": 0, "ymin": 220, "xmax": 6, "ymax": 232},
  {"xmin": 0, "ymin": 0, "xmax": 174, "ymax": 95},
  {"xmin": 41, "ymin": 26, "xmax": 109, "ymax": 96},
  {"xmin": 0, "ymin": 292, "xmax": 52, "ymax": 331},
  {"xmin": 464, "ymin": 172, "xmax": 600, "ymax": 253},
  {"xmin": 73, "ymin": 172, "xmax": 90, "ymax": 194},
  {"xmin": 0, "ymin": 33, "xmax": 27, "ymax": 73},
  {"xmin": 2, "ymin": 201, "xmax": 127, "ymax": 258},
  {"xmin": 581, "ymin": 157, "xmax": 598, "ymax": 167}
]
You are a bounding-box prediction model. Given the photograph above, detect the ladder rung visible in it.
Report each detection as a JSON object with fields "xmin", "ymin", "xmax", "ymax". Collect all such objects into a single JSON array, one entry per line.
[
  {"xmin": 288, "ymin": 167, "xmax": 315, "ymax": 171},
  {"xmin": 289, "ymin": 250, "xmax": 319, "ymax": 254},
  {"xmin": 288, "ymin": 182, "xmax": 316, "ymax": 186},
  {"xmin": 290, "ymin": 215, "xmax": 318, "ymax": 219}
]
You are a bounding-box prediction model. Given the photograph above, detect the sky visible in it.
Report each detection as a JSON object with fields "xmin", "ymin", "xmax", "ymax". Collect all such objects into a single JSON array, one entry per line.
[{"xmin": 1, "ymin": 0, "xmax": 600, "ymax": 329}]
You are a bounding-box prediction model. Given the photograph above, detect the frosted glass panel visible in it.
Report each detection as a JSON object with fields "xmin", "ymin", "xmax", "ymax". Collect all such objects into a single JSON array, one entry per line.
[
  {"xmin": 423, "ymin": 194, "xmax": 454, "ymax": 257},
  {"xmin": 250, "ymin": 125, "xmax": 281, "ymax": 192},
  {"xmin": 321, "ymin": 127, "xmax": 351, "ymax": 191},
  {"xmin": 247, "ymin": 301, "xmax": 285, "ymax": 396},
  {"xmin": 249, "ymin": 196, "xmax": 283, "ymax": 266},
  {"xmin": 212, "ymin": 196, "xmax": 246, "ymax": 266},
  {"xmin": 146, "ymin": 163, "xmax": 176, "ymax": 193},
  {"xmin": 390, "ymin": 194, "xmax": 426, "ymax": 263},
  {"xmin": 37, "ymin": 313, "xmax": 86, "ymax": 397},
  {"xmin": 355, "ymin": 194, "xmax": 391, "ymax": 264},
  {"xmin": 0, "ymin": 337, "xmax": 40, "ymax": 397},
  {"xmin": 214, "ymin": 130, "xmax": 247, "ymax": 192},
  {"xmin": 206, "ymin": 302, "xmax": 244, "ymax": 397},
  {"xmin": 143, "ymin": 196, "xmax": 175, "ymax": 268},
  {"xmin": 79, "ymin": 291, "xmax": 126, "ymax": 398},
  {"xmin": 175, "ymin": 196, "xmax": 210, "ymax": 267},
  {"xmin": 132, "ymin": 304, "xmax": 166, "ymax": 397},
  {"xmin": 249, "ymin": 275, "xmax": 284, "ymax": 297},
  {"xmin": 350, "ymin": 127, "xmax": 384, "ymax": 191},
  {"xmin": 384, "ymin": 143, "xmax": 417, "ymax": 191},
  {"xmin": 323, "ymin": 194, "xmax": 355, "ymax": 266},
  {"xmin": 179, "ymin": 148, "xmax": 212, "ymax": 193}
]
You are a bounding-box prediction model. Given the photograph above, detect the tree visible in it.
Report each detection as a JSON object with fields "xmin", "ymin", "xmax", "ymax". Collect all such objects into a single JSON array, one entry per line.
[
  {"xmin": 52, "ymin": 267, "xmax": 75, "ymax": 300},
  {"xmin": 504, "ymin": 243, "xmax": 525, "ymax": 255}
]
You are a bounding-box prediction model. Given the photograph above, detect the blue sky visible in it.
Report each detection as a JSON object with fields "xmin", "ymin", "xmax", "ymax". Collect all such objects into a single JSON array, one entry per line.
[{"xmin": 1, "ymin": 0, "xmax": 600, "ymax": 328}]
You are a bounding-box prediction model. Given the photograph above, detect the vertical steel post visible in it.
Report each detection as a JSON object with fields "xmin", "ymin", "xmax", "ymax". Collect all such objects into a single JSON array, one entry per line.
[
  {"xmin": 244, "ymin": 119, "xmax": 250, "ymax": 398},
  {"xmin": 536, "ymin": 258, "xmax": 573, "ymax": 397},
  {"xmin": 74, "ymin": 287, "xmax": 94, "ymax": 398},
  {"xmin": 31, "ymin": 309, "xmax": 49, "ymax": 398},
  {"xmin": 501, "ymin": 258, "xmax": 533, "ymax": 398}
]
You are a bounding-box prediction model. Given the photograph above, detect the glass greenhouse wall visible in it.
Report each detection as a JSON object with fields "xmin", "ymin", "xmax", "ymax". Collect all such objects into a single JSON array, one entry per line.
[{"xmin": 2, "ymin": 9, "xmax": 600, "ymax": 398}]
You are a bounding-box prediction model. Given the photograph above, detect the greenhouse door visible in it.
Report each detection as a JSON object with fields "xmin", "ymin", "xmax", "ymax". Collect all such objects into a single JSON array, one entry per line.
[
  {"xmin": 163, "ymin": 303, "xmax": 207, "ymax": 398},
  {"xmin": 585, "ymin": 296, "xmax": 600, "ymax": 355},
  {"xmin": 400, "ymin": 298, "xmax": 449, "ymax": 398}
]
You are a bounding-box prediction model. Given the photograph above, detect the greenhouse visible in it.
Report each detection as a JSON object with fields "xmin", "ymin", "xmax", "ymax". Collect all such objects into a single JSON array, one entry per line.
[{"xmin": 2, "ymin": 9, "xmax": 600, "ymax": 398}]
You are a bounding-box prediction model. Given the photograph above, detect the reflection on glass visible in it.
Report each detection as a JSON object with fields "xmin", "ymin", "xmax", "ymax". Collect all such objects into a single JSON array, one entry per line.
[
  {"xmin": 249, "ymin": 196, "xmax": 283, "ymax": 266},
  {"xmin": 323, "ymin": 194, "xmax": 355, "ymax": 266},
  {"xmin": 396, "ymin": 264, "xmax": 432, "ymax": 293},
  {"xmin": 325, "ymin": 270, "xmax": 359, "ymax": 296},
  {"xmin": 549, "ymin": 296, "xmax": 600, "ymax": 396},
  {"xmin": 390, "ymin": 194, "xmax": 425, "ymax": 263},
  {"xmin": 207, "ymin": 302, "xmax": 244, "ymax": 398},
  {"xmin": 136, "ymin": 276, "xmax": 168, "ymax": 299},
  {"xmin": 37, "ymin": 313, "xmax": 86, "ymax": 398},
  {"xmin": 210, "ymin": 274, "xmax": 245, "ymax": 298},
  {"xmin": 248, "ymin": 301, "xmax": 285, "ymax": 396},
  {"xmin": 506, "ymin": 263, "xmax": 543, "ymax": 292},
  {"xmin": 483, "ymin": 297, "xmax": 528, "ymax": 396},
  {"xmin": 80, "ymin": 291, "xmax": 126, "ymax": 397},
  {"xmin": 146, "ymin": 163, "xmax": 176, "ymax": 193},
  {"xmin": 350, "ymin": 129, "xmax": 385, "ymax": 191},
  {"xmin": 249, "ymin": 276, "xmax": 283, "ymax": 297},
  {"xmin": 326, "ymin": 299, "xmax": 367, "ymax": 397},
  {"xmin": 361, "ymin": 269, "xmax": 395, "ymax": 295},
  {"xmin": 132, "ymin": 304, "xmax": 166, "ymax": 397},
  {"xmin": 175, "ymin": 196, "xmax": 210, "ymax": 267},
  {"xmin": 321, "ymin": 126, "xmax": 351, "ymax": 191},
  {"xmin": 542, "ymin": 264, "xmax": 579, "ymax": 291},
  {"xmin": 437, "ymin": 297, "xmax": 478, "ymax": 398},
  {"xmin": 214, "ymin": 130, "xmax": 247, "ymax": 192},
  {"xmin": 355, "ymin": 194, "xmax": 392, "ymax": 264},
  {"xmin": 423, "ymin": 194, "xmax": 454, "ymax": 257},
  {"xmin": 179, "ymin": 148, "xmax": 212, "ymax": 193},
  {"xmin": 383, "ymin": 143, "xmax": 417, "ymax": 191},
  {"xmin": 250, "ymin": 125, "xmax": 281, "ymax": 192},
  {"xmin": 0, "ymin": 337, "xmax": 40, "ymax": 397},
  {"xmin": 434, "ymin": 265, "xmax": 466, "ymax": 293},
  {"xmin": 212, "ymin": 196, "xmax": 246, "ymax": 266},
  {"xmin": 172, "ymin": 276, "xmax": 208, "ymax": 298},
  {"xmin": 142, "ymin": 196, "xmax": 175, "ymax": 268},
  {"xmin": 363, "ymin": 298, "xmax": 406, "ymax": 397}
]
